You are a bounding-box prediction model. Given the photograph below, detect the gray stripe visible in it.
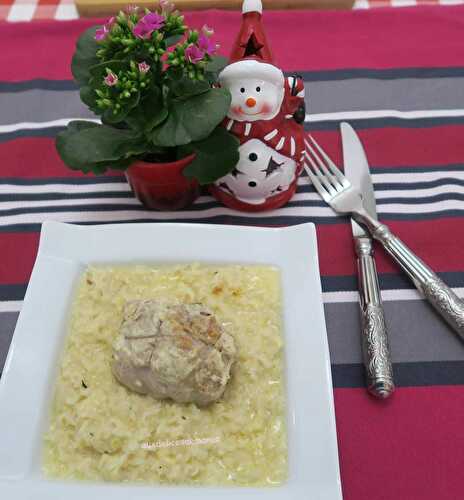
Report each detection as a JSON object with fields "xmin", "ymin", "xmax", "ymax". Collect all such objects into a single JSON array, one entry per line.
[
  {"xmin": 2, "ymin": 298, "xmax": 463, "ymax": 376},
  {"xmin": 0, "ymin": 312, "xmax": 17, "ymax": 373},
  {"xmin": 305, "ymin": 77, "xmax": 464, "ymax": 114},
  {"xmin": 2, "ymin": 76, "xmax": 464, "ymax": 126},
  {"xmin": 0, "ymin": 89, "xmax": 94, "ymax": 126},
  {"xmin": 325, "ymin": 300, "xmax": 464, "ymax": 365}
]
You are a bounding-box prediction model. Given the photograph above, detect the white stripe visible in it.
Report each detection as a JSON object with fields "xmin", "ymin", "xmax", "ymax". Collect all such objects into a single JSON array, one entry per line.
[
  {"xmin": 0, "ymin": 301, "xmax": 22, "ymax": 313},
  {"xmin": 391, "ymin": 0, "xmax": 417, "ymax": 6},
  {"xmin": 290, "ymin": 137, "xmax": 296, "ymax": 157},
  {"xmin": 0, "ymin": 198, "xmax": 142, "ymax": 210},
  {"xmin": 0, "ymin": 118, "xmax": 100, "ymax": 134},
  {"xmin": 244, "ymin": 123, "xmax": 252, "ymax": 136},
  {"xmin": 323, "ymin": 287, "xmax": 464, "ymax": 304},
  {"xmin": 7, "ymin": 1, "xmax": 38, "ymax": 22},
  {"xmin": 275, "ymin": 137, "xmax": 285, "ymax": 151},
  {"xmin": 54, "ymin": 2, "xmax": 79, "ymax": 20},
  {"xmin": 226, "ymin": 119, "xmax": 234, "ymax": 131},
  {"xmin": 296, "ymin": 90, "xmax": 305, "ymax": 98},
  {"xmin": 3, "ymin": 108, "xmax": 464, "ymax": 135},
  {"xmin": 264, "ymin": 129, "xmax": 278, "ymax": 141},
  {"xmin": 0, "ymin": 183, "xmax": 130, "ymax": 195},
  {"xmin": 2, "ymin": 198, "xmax": 464, "ymax": 227},
  {"xmin": 305, "ymin": 109, "xmax": 464, "ymax": 123}
]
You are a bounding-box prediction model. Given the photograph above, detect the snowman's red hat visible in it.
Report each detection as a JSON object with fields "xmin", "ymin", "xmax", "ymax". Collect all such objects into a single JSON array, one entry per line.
[{"xmin": 229, "ymin": 0, "xmax": 274, "ymax": 64}]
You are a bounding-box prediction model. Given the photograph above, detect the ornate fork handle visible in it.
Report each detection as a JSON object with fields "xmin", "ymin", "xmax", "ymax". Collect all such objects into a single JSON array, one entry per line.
[
  {"xmin": 356, "ymin": 238, "xmax": 394, "ymax": 398},
  {"xmin": 359, "ymin": 219, "xmax": 464, "ymax": 341}
]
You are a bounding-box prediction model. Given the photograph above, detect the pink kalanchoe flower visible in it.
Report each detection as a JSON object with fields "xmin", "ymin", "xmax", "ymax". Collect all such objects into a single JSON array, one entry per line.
[
  {"xmin": 197, "ymin": 32, "xmax": 217, "ymax": 56},
  {"xmin": 138, "ymin": 61, "xmax": 151, "ymax": 73},
  {"xmin": 125, "ymin": 5, "xmax": 139, "ymax": 14},
  {"xmin": 95, "ymin": 16, "xmax": 116, "ymax": 41},
  {"xmin": 201, "ymin": 24, "xmax": 214, "ymax": 37},
  {"xmin": 160, "ymin": 0, "xmax": 175, "ymax": 14},
  {"xmin": 185, "ymin": 44, "xmax": 205, "ymax": 64},
  {"xmin": 133, "ymin": 12, "xmax": 165, "ymax": 39},
  {"xmin": 95, "ymin": 25, "xmax": 109, "ymax": 41},
  {"xmin": 104, "ymin": 72, "xmax": 118, "ymax": 86}
]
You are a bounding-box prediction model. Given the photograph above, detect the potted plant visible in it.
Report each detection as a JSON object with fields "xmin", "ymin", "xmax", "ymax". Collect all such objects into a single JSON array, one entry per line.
[{"xmin": 56, "ymin": 2, "xmax": 239, "ymax": 210}]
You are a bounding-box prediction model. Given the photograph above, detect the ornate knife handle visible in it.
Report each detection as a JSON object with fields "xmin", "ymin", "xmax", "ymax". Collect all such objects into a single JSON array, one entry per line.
[
  {"xmin": 359, "ymin": 219, "xmax": 464, "ymax": 341},
  {"xmin": 355, "ymin": 238, "xmax": 395, "ymax": 399}
]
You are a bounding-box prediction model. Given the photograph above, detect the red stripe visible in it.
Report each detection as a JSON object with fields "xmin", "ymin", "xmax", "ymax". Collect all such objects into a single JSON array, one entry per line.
[
  {"xmin": 0, "ymin": 232, "xmax": 39, "ymax": 284},
  {"xmin": 3, "ymin": 124, "xmax": 464, "ymax": 178},
  {"xmin": 1, "ymin": 218, "xmax": 463, "ymax": 286},
  {"xmin": 2, "ymin": 6, "xmax": 464, "ymax": 80},
  {"xmin": 0, "ymin": 138, "xmax": 124, "ymax": 179},
  {"xmin": 308, "ymin": 125, "xmax": 464, "ymax": 168},
  {"xmin": 317, "ymin": 218, "xmax": 464, "ymax": 276},
  {"xmin": 334, "ymin": 386, "xmax": 464, "ymax": 500}
]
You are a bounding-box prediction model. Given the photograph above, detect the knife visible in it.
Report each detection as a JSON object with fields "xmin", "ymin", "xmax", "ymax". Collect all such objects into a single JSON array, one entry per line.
[{"xmin": 341, "ymin": 122, "xmax": 395, "ymax": 399}]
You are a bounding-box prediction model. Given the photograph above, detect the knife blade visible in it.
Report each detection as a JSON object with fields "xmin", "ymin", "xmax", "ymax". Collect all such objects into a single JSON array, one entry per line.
[{"xmin": 341, "ymin": 122, "xmax": 395, "ymax": 399}]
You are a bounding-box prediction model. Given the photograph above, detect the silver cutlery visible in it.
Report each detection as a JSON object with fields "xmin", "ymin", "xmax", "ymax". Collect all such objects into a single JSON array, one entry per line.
[
  {"xmin": 304, "ymin": 125, "xmax": 464, "ymax": 345},
  {"xmin": 340, "ymin": 122, "xmax": 394, "ymax": 399}
]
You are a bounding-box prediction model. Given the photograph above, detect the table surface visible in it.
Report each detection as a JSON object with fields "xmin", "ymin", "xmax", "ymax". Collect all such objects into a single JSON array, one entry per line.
[{"xmin": 1, "ymin": 5, "xmax": 464, "ymax": 500}]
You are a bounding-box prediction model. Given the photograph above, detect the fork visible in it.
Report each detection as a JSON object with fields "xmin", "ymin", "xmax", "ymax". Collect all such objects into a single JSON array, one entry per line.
[{"xmin": 304, "ymin": 134, "xmax": 464, "ymax": 341}]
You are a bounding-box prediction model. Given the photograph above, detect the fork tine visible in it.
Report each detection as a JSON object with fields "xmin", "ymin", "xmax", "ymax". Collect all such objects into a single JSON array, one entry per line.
[
  {"xmin": 303, "ymin": 163, "xmax": 331, "ymax": 203},
  {"xmin": 304, "ymin": 143, "xmax": 342, "ymax": 194},
  {"xmin": 304, "ymin": 148, "xmax": 338, "ymax": 197},
  {"xmin": 306, "ymin": 135, "xmax": 350, "ymax": 188}
]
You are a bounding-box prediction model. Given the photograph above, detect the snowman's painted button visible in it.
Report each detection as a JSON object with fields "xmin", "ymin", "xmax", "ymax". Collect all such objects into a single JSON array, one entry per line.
[
  {"xmin": 248, "ymin": 181, "xmax": 258, "ymax": 187},
  {"xmin": 249, "ymin": 153, "xmax": 258, "ymax": 161}
]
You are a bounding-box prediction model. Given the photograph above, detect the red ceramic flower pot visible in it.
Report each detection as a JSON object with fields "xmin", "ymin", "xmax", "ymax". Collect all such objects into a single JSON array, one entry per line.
[{"xmin": 125, "ymin": 154, "xmax": 199, "ymax": 211}]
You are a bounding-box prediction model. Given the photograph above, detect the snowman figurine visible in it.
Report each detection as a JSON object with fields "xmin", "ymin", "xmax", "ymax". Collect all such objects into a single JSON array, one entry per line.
[{"xmin": 210, "ymin": 0, "xmax": 306, "ymax": 211}]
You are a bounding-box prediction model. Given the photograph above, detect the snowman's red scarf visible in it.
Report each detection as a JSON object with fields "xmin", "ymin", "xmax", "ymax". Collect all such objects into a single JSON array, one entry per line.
[{"xmin": 223, "ymin": 77, "xmax": 305, "ymax": 165}]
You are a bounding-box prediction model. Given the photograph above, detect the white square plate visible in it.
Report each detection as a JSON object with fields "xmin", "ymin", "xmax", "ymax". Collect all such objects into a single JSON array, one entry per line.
[{"xmin": 0, "ymin": 221, "xmax": 342, "ymax": 500}]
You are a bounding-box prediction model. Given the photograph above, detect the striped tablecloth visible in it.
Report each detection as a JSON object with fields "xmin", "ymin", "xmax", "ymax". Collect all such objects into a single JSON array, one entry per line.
[{"xmin": 2, "ymin": 6, "xmax": 464, "ymax": 499}]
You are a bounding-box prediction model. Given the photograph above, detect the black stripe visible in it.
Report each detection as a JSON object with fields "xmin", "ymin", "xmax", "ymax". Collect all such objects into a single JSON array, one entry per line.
[
  {"xmin": 332, "ymin": 361, "xmax": 464, "ymax": 388},
  {"xmin": 0, "ymin": 284, "xmax": 27, "ymax": 301},
  {"xmin": 377, "ymin": 192, "xmax": 464, "ymax": 205},
  {"xmin": 0, "ymin": 80, "xmax": 78, "ymax": 93},
  {"xmin": 323, "ymin": 272, "xmax": 464, "ymax": 293},
  {"xmin": 375, "ymin": 177, "xmax": 464, "ymax": 190},
  {"xmin": 0, "ymin": 127, "xmax": 64, "ymax": 142},
  {"xmin": 0, "ymin": 165, "xmax": 462, "ymax": 188},
  {"xmin": 305, "ymin": 116, "xmax": 464, "ymax": 131}
]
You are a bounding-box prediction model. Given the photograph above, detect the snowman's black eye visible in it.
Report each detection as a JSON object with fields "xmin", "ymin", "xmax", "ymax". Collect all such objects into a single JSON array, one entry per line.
[
  {"xmin": 256, "ymin": 86, "xmax": 261, "ymax": 92},
  {"xmin": 240, "ymin": 87, "xmax": 245, "ymax": 93},
  {"xmin": 249, "ymin": 153, "xmax": 258, "ymax": 161}
]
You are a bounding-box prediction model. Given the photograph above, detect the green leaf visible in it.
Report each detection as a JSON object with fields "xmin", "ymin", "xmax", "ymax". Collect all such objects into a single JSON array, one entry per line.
[
  {"xmin": 182, "ymin": 127, "xmax": 239, "ymax": 185},
  {"xmin": 164, "ymin": 34, "xmax": 183, "ymax": 47},
  {"xmin": 205, "ymin": 55, "xmax": 228, "ymax": 75},
  {"xmin": 56, "ymin": 120, "xmax": 146, "ymax": 174},
  {"xmin": 80, "ymin": 85, "xmax": 99, "ymax": 112},
  {"xmin": 150, "ymin": 87, "xmax": 231, "ymax": 147},
  {"xmin": 125, "ymin": 86, "xmax": 168, "ymax": 132},
  {"xmin": 169, "ymin": 75, "xmax": 210, "ymax": 98},
  {"xmin": 102, "ymin": 90, "xmax": 140, "ymax": 124},
  {"xmin": 71, "ymin": 27, "xmax": 100, "ymax": 86}
]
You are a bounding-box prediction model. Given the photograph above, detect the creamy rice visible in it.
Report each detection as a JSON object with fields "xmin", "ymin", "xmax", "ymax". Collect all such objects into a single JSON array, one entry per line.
[{"xmin": 43, "ymin": 264, "xmax": 287, "ymax": 486}]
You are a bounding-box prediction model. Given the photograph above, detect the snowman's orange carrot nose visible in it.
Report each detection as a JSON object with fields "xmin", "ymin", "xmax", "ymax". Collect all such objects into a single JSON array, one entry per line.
[{"xmin": 245, "ymin": 97, "xmax": 256, "ymax": 108}]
